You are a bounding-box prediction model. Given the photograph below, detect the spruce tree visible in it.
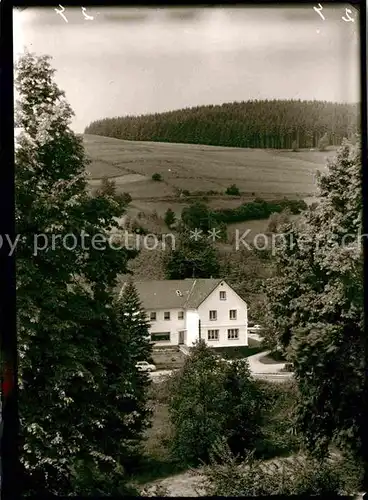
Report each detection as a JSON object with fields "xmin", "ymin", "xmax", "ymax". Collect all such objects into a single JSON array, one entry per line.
[
  {"xmin": 164, "ymin": 208, "xmax": 176, "ymax": 228},
  {"xmin": 117, "ymin": 280, "xmax": 152, "ymax": 364},
  {"xmin": 15, "ymin": 51, "xmax": 140, "ymax": 495},
  {"xmin": 85, "ymin": 282, "xmax": 154, "ymax": 477}
]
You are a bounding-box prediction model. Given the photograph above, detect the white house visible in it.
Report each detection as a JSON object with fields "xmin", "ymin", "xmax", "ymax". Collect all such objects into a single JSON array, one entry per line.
[{"xmin": 119, "ymin": 278, "xmax": 248, "ymax": 348}]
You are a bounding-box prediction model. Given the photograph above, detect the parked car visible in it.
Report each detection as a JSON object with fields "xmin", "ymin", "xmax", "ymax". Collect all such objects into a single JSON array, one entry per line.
[
  {"xmin": 135, "ymin": 361, "xmax": 156, "ymax": 372},
  {"xmin": 249, "ymin": 324, "xmax": 263, "ymax": 331}
]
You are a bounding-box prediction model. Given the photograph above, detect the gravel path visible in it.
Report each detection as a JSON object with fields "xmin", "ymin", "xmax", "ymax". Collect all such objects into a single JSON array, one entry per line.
[
  {"xmin": 141, "ymin": 469, "xmax": 206, "ymax": 497},
  {"xmin": 246, "ymin": 350, "xmax": 287, "ymax": 374}
]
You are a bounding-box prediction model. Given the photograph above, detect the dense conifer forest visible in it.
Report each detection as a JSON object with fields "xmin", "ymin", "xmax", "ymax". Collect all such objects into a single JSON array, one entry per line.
[{"xmin": 84, "ymin": 100, "xmax": 359, "ymax": 149}]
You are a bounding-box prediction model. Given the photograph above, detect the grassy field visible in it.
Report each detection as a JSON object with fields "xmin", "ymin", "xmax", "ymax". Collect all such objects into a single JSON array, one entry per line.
[{"xmin": 83, "ymin": 134, "xmax": 335, "ymax": 218}]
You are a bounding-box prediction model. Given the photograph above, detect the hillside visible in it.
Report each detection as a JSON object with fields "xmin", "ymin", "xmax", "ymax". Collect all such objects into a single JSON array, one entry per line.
[
  {"xmin": 83, "ymin": 133, "xmax": 336, "ymax": 217},
  {"xmin": 84, "ymin": 100, "xmax": 359, "ymax": 150}
]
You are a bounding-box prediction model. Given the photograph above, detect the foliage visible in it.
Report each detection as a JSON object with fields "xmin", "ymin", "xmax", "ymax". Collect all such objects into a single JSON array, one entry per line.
[
  {"xmin": 94, "ymin": 175, "xmax": 117, "ymax": 197},
  {"xmin": 84, "ymin": 99, "xmax": 359, "ymax": 150},
  {"xmin": 199, "ymin": 439, "xmax": 362, "ymax": 496},
  {"xmin": 318, "ymin": 132, "xmax": 330, "ymax": 151},
  {"xmin": 125, "ymin": 247, "xmax": 166, "ymax": 280},
  {"xmin": 94, "ymin": 177, "xmax": 132, "ymax": 208},
  {"xmin": 263, "ymin": 139, "xmax": 364, "ymax": 461},
  {"xmin": 151, "ymin": 172, "xmax": 162, "ymax": 181},
  {"xmin": 15, "ymin": 51, "xmax": 143, "ymax": 495},
  {"xmin": 225, "ymin": 183, "xmax": 240, "ymax": 196},
  {"xmin": 163, "ymin": 208, "xmax": 176, "ymax": 228},
  {"xmin": 181, "ymin": 201, "xmax": 212, "ymax": 232},
  {"xmin": 117, "ymin": 280, "xmax": 152, "ymax": 364},
  {"xmin": 164, "ymin": 227, "xmax": 221, "ymax": 279},
  {"xmin": 220, "ymin": 246, "xmax": 275, "ymax": 314},
  {"xmin": 254, "ymin": 380, "xmax": 301, "ymax": 459},
  {"xmin": 111, "ymin": 280, "xmax": 153, "ymax": 471},
  {"xmin": 168, "ymin": 342, "xmax": 263, "ymax": 466},
  {"xmin": 140, "ymin": 483, "xmax": 170, "ymax": 497},
  {"xmin": 212, "ymin": 197, "xmax": 307, "ymax": 225},
  {"xmin": 266, "ymin": 209, "xmax": 292, "ymax": 233}
]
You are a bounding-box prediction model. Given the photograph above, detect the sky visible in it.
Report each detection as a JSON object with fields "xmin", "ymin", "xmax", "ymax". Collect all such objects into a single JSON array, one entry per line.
[{"xmin": 13, "ymin": 5, "xmax": 360, "ymax": 133}]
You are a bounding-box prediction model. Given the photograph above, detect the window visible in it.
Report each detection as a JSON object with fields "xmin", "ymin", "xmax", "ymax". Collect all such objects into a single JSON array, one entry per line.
[
  {"xmin": 219, "ymin": 291, "xmax": 226, "ymax": 300},
  {"xmin": 207, "ymin": 329, "xmax": 219, "ymax": 341},
  {"xmin": 227, "ymin": 328, "xmax": 239, "ymax": 340},
  {"xmin": 164, "ymin": 311, "xmax": 170, "ymax": 320},
  {"xmin": 178, "ymin": 311, "xmax": 184, "ymax": 320},
  {"xmin": 209, "ymin": 310, "xmax": 217, "ymax": 321},
  {"xmin": 151, "ymin": 332, "xmax": 170, "ymax": 342},
  {"xmin": 150, "ymin": 312, "xmax": 157, "ymax": 321},
  {"xmin": 229, "ymin": 309, "xmax": 237, "ymax": 320}
]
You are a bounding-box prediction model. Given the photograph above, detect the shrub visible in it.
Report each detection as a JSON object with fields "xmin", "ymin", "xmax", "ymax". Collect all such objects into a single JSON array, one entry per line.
[
  {"xmin": 225, "ymin": 184, "xmax": 241, "ymax": 196},
  {"xmin": 94, "ymin": 176, "xmax": 117, "ymax": 197},
  {"xmin": 164, "ymin": 208, "xmax": 176, "ymax": 228},
  {"xmin": 267, "ymin": 210, "xmax": 291, "ymax": 233},
  {"xmin": 282, "ymin": 362, "xmax": 294, "ymax": 372},
  {"xmin": 254, "ymin": 380, "xmax": 300, "ymax": 459},
  {"xmin": 199, "ymin": 439, "xmax": 362, "ymax": 496},
  {"xmin": 152, "ymin": 173, "xmax": 162, "ymax": 181},
  {"xmin": 168, "ymin": 342, "xmax": 263, "ymax": 466},
  {"xmin": 150, "ymin": 209, "xmax": 159, "ymax": 220},
  {"xmin": 140, "ymin": 483, "xmax": 170, "ymax": 496},
  {"xmin": 318, "ymin": 132, "xmax": 329, "ymax": 151}
]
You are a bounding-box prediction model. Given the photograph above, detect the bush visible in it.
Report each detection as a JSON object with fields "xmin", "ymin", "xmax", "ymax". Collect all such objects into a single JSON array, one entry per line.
[
  {"xmin": 141, "ymin": 483, "xmax": 170, "ymax": 497},
  {"xmin": 212, "ymin": 198, "xmax": 305, "ymax": 226},
  {"xmin": 267, "ymin": 210, "xmax": 291, "ymax": 233},
  {"xmin": 318, "ymin": 132, "xmax": 329, "ymax": 151},
  {"xmin": 282, "ymin": 362, "xmax": 294, "ymax": 372},
  {"xmin": 152, "ymin": 173, "xmax": 162, "ymax": 181},
  {"xmin": 225, "ymin": 184, "xmax": 241, "ymax": 196},
  {"xmin": 254, "ymin": 380, "xmax": 301, "ymax": 459},
  {"xmin": 168, "ymin": 342, "xmax": 263, "ymax": 466},
  {"xmin": 199, "ymin": 439, "xmax": 362, "ymax": 496}
]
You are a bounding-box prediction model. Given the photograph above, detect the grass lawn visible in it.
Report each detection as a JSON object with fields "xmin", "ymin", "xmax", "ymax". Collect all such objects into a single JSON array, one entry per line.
[{"xmin": 211, "ymin": 337, "xmax": 264, "ymax": 360}]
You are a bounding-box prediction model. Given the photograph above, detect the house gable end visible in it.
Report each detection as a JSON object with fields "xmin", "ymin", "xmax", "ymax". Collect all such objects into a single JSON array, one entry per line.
[{"xmin": 196, "ymin": 280, "xmax": 247, "ymax": 310}]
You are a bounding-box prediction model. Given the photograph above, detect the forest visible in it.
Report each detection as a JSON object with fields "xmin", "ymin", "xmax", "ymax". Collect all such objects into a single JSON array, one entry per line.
[{"xmin": 84, "ymin": 99, "xmax": 359, "ymax": 149}]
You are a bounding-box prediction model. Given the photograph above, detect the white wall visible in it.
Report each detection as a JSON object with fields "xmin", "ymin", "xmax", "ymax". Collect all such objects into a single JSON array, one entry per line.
[
  {"xmin": 185, "ymin": 309, "xmax": 200, "ymax": 346},
  {"xmin": 197, "ymin": 281, "xmax": 248, "ymax": 347},
  {"xmin": 147, "ymin": 307, "xmax": 185, "ymax": 346}
]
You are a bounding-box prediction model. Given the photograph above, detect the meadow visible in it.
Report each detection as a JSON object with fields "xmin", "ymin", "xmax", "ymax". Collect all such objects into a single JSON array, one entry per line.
[{"xmin": 83, "ymin": 134, "xmax": 335, "ymax": 218}]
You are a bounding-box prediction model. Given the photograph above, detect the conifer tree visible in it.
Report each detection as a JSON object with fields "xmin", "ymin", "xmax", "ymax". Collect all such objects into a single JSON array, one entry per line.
[
  {"xmin": 90, "ymin": 281, "xmax": 153, "ymax": 476},
  {"xmin": 117, "ymin": 279, "xmax": 152, "ymax": 364},
  {"xmin": 164, "ymin": 207, "xmax": 176, "ymax": 228}
]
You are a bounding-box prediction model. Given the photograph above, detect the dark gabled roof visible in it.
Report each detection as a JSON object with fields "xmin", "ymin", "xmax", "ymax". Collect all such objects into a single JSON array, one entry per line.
[{"xmin": 119, "ymin": 278, "xmax": 223, "ymax": 310}]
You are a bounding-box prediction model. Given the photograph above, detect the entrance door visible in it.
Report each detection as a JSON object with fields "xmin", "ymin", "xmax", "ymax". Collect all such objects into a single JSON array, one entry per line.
[{"xmin": 178, "ymin": 330, "xmax": 185, "ymax": 345}]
